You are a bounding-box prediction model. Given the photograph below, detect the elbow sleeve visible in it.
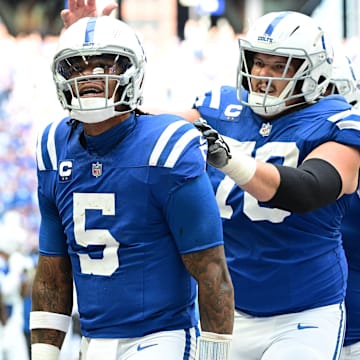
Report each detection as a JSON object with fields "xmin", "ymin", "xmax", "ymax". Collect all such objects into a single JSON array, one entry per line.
[{"xmin": 264, "ymin": 158, "xmax": 342, "ymax": 213}]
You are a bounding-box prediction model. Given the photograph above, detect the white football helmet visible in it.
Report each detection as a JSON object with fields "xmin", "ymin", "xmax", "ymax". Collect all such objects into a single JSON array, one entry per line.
[
  {"xmin": 237, "ymin": 11, "xmax": 334, "ymax": 117},
  {"xmin": 327, "ymin": 55, "xmax": 360, "ymax": 107},
  {"xmin": 52, "ymin": 16, "xmax": 146, "ymax": 123}
]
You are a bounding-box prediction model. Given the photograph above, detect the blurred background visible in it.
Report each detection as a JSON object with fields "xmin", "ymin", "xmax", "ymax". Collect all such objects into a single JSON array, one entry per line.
[
  {"xmin": 0, "ymin": 0, "xmax": 359, "ymax": 359},
  {"xmin": 0, "ymin": 0, "xmax": 358, "ymax": 39}
]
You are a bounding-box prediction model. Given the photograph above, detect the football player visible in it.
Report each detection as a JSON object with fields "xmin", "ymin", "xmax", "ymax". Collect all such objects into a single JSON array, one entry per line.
[
  {"xmin": 30, "ymin": 16, "xmax": 234, "ymax": 360},
  {"xmin": 60, "ymin": 5, "xmax": 360, "ymax": 359},
  {"xmin": 191, "ymin": 12, "xmax": 360, "ymax": 359},
  {"xmin": 329, "ymin": 54, "xmax": 360, "ymax": 360}
]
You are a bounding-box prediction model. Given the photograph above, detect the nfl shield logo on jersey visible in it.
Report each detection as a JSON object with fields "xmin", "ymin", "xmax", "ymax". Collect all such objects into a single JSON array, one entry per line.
[
  {"xmin": 92, "ymin": 162, "xmax": 103, "ymax": 178},
  {"xmin": 259, "ymin": 122, "xmax": 272, "ymax": 137}
]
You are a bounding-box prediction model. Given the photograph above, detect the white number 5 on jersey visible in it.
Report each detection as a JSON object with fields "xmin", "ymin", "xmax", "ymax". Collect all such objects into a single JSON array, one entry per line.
[{"xmin": 73, "ymin": 193, "xmax": 119, "ymax": 276}]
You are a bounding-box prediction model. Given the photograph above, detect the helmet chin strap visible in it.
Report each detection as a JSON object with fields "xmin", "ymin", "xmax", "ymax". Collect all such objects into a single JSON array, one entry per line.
[
  {"xmin": 70, "ymin": 97, "xmax": 126, "ymax": 124},
  {"xmin": 248, "ymin": 92, "xmax": 287, "ymax": 117}
]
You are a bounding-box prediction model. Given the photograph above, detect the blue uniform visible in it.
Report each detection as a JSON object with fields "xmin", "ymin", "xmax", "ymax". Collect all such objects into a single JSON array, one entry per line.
[
  {"xmin": 194, "ymin": 86, "xmax": 360, "ymax": 316},
  {"xmin": 341, "ymin": 190, "xmax": 360, "ymax": 347},
  {"xmin": 36, "ymin": 112, "xmax": 223, "ymax": 339}
]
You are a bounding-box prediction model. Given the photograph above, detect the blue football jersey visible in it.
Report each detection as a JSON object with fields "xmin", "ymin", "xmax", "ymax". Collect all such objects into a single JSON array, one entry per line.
[
  {"xmin": 341, "ymin": 190, "xmax": 360, "ymax": 346},
  {"xmin": 36, "ymin": 112, "xmax": 224, "ymax": 338},
  {"xmin": 195, "ymin": 86, "xmax": 360, "ymax": 316}
]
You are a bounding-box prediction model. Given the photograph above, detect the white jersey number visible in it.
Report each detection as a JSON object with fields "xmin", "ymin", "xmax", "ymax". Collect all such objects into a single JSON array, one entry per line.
[
  {"xmin": 73, "ymin": 193, "xmax": 119, "ymax": 276},
  {"xmin": 216, "ymin": 141, "xmax": 299, "ymax": 223}
]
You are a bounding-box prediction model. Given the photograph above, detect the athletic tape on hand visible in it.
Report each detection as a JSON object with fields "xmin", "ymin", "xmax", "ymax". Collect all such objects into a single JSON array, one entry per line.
[
  {"xmin": 31, "ymin": 343, "xmax": 60, "ymax": 360},
  {"xmin": 196, "ymin": 331, "xmax": 232, "ymax": 360},
  {"xmin": 221, "ymin": 147, "xmax": 257, "ymax": 186}
]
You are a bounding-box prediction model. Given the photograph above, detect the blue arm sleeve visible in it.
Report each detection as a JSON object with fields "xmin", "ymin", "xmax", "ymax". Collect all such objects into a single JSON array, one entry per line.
[
  {"xmin": 38, "ymin": 190, "xmax": 68, "ymax": 256},
  {"xmin": 166, "ymin": 172, "xmax": 224, "ymax": 254}
]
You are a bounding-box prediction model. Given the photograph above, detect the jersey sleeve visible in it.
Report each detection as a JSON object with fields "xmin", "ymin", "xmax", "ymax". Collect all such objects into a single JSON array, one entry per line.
[
  {"xmin": 146, "ymin": 117, "xmax": 208, "ymax": 185},
  {"xmin": 144, "ymin": 116, "xmax": 223, "ymax": 253},
  {"xmin": 37, "ymin": 187, "xmax": 68, "ymax": 256},
  {"xmin": 165, "ymin": 172, "xmax": 224, "ymax": 254},
  {"xmin": 193, "ymin": 86, "xmax": 224, "ymax": 119},
  {"xmin": 36, "ymin": 118, "xmax": 69, "ymax": 256},
  {"xmin": 329, "ymin": 107, "xmax": 360, "ymax": 150},
  {"xmin": 193, "ymin": 86, "xmax": 244, "ymax": 125}
]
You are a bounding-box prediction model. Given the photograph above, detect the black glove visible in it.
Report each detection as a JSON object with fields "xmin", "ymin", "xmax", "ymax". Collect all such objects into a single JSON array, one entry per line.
[{"xmin": 193, "ymin": 118, "xmax": 232, "ymax": 168}]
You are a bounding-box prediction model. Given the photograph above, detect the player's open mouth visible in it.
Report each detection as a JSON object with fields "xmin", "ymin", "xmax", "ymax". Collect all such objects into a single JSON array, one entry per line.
[
  {"xmin": 79, "ymin": 86, "xmax": 104, "ymax": 97},
  {"xmin": 257, "ymin": 84, "xmax": 275, "ymax": 94}
]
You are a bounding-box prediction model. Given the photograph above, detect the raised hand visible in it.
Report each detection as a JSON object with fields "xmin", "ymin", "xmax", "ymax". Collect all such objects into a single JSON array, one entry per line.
[
  {"xmin": 193, "ymin": 118, "xmax": 232, "ymax": 168},
  {"xmin": 61, "ymin": 0, "xmax": 118, "ymax": 29}
]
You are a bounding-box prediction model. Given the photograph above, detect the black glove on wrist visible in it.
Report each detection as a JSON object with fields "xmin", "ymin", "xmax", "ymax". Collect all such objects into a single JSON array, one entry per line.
[{"xmin": 193, "ymin": 118, "xmax": 232, "ymax": 168}]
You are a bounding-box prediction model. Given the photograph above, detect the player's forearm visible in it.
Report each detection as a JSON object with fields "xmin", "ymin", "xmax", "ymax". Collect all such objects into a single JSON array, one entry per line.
[
  {"xmin": 31, "ymin": 255, "xmax": 73, "ymax": 314},
  {"xmin": 0, "ymin": 293, "xmax": 7, "ymax": 325},
  {"xmin": 31, "ymin": 291, "xmax": 72, "ymax": 358},
  {"xmin": 181, "ymin": 246, "xmax": 234, "ymax": 334},
  {"xmin": 197, "ymin": 275, "xmax": 234, "ymax": 334},
  {"xmin": 31, "ymin": 328, "xmax": 66, "ymax": 350},
  {"xmin": 31, "ymin": 255, "xmax": 73, "ymax": 349},
  {"xmin": 234, "ymin": 159, "xmax": 280, "ymax": 202},
  {"xmin": 220, "ymin": 148, "xmax": 280, "ymax": 202}
]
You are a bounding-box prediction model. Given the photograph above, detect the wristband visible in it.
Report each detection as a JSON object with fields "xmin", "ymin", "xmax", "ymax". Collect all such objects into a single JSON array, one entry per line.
[
  {"xmin": 30, "ymin": 311, "xmax": 71, "ymax": 333},
  {"xmin": 196, "ymin": 331, "xmax": 232, "ymax": 360},
  {"xmin": 32, "ymin": 343, "xmax": 60, "ymax": 360},
  {"xmin": 220, "ymin": 147, "xmax": 257, "ymax": 186}
]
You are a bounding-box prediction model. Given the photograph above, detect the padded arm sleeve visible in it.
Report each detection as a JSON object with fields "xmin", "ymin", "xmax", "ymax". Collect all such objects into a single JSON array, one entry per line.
[{"xmin": 264, "ymin": 158, "xmax": 342, "ymax": 213}]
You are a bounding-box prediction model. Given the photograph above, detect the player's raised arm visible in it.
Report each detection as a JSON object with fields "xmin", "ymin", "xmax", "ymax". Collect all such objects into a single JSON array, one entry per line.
[
  {"xmin": 61, "ymin": 0, "xmax": 118, "ymax": 29},
  {"xmin": 195, "ymin": 119, "xmax": 360, "ymax": 213}
]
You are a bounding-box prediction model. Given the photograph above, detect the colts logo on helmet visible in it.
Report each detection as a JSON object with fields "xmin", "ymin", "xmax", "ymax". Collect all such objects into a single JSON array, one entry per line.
[{"xmin": 258, "ymin": 35, "xmax": 273, "ymax": 43}]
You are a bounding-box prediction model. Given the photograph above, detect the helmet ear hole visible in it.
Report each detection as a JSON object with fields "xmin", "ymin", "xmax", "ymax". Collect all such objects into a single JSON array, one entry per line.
[
  {"xmin": 318, "ymin": 75, "xmax": 327, "ymax": 86},
  {"xmin": 64, "ymin": 91, "xmax": 72, "ymax": 106},
  {"xmin": 241, "ymin": 50, "xmax": 254, "ymax": 91},
  {"xmin": 295, "ymin": 80, "xmax": 303, "ymax": 93},
  {"xmin": 316, "ymin": 75, "xmax": 327, "ymax": 95}
]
